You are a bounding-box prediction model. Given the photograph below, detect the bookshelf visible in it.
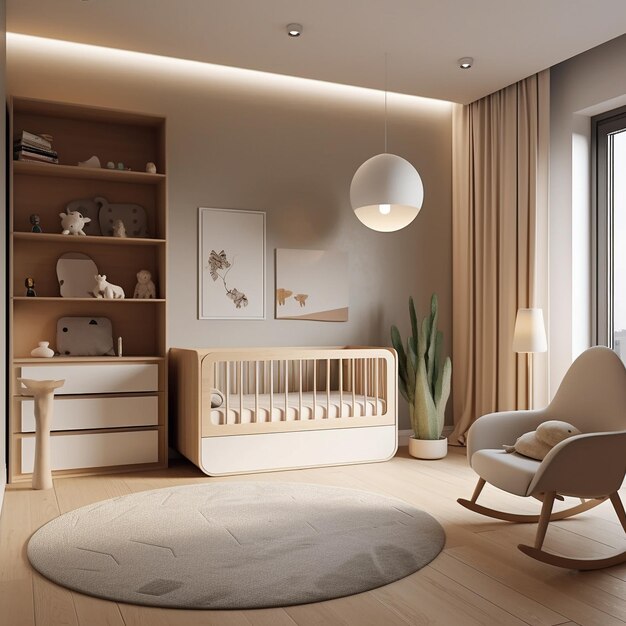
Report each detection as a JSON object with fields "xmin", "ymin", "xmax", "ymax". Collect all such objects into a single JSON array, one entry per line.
[{"xmin": 8, "ymin": 97, "xmax": 168, "ymax": 483}]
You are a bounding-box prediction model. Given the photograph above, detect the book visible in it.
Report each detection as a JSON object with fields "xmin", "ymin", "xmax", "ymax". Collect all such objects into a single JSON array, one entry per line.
[
  {"xmin": 17, "ymin": 130, "xmax": 52, "ymax": 150},
  {"xmin": 14, "ymin": 151, "xmax": 59, "ymax": 164},
  {"xmin": 13, "ymin": 142, "xmax": 58, "ymax": 158}
]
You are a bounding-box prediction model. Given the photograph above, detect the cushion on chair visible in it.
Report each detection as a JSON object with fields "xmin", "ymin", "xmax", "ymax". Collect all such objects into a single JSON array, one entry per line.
[{"xmin": 471, "ymin": 449, "xmax": 540, "ymax": 496}]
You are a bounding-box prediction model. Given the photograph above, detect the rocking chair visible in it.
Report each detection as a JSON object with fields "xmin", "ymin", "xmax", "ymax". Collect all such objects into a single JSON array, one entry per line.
[{"xmin": 458, "ymin": 346, "xmax": 626, "ymax": 570}]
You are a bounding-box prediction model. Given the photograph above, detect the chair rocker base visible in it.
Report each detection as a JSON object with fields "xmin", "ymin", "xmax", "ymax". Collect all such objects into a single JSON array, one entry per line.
[
  {"xmin": 456, "ymin": 496, "xmax": 605, "ymax": 523},
  {"xmin": 518, "ymin": 544, "xmax": 626, "ymax": 571}
]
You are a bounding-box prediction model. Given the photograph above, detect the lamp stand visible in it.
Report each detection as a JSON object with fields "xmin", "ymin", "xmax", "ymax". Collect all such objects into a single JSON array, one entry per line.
[{"xmin": 527, "ymin": 352, "xmax": 534, "ymax": 411}]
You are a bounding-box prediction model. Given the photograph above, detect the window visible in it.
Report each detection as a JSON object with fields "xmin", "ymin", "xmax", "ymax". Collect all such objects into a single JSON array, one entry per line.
[{"xmin": 593, "ymin": 106, "xmax": 626, "ymax": 362}]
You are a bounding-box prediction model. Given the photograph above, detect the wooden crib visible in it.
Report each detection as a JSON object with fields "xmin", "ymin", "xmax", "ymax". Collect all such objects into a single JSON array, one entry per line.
[{"xmin": 169, "ymin": 347, "xmax": 398, "ymax": 475}]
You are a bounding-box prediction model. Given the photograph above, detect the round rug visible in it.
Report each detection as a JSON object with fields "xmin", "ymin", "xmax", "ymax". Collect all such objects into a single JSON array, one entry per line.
[{"xmin": 28, "ymin": 482, "xmax": 445, "ymax": 609}]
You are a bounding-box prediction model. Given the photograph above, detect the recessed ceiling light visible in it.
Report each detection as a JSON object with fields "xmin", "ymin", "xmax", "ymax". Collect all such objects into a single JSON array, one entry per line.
[
  {"xmin": 458, "ymin": 57, "xmax": 473, "ymax": 69},
  {"xmin": 287, "ymin": 23, "xmax": 303, "ymax": 37}
]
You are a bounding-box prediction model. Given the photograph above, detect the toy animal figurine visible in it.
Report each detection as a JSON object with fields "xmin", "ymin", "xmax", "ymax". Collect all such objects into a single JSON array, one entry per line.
[
  {"xmin": 30, "ymin": 214, "xmax": 42, "ymax": 233},
  {"xmin": 112, "ymin": 219, "xmax": 127, "ymax": 238},
  {"xmin": 145, "ymin": 162, "xmax": 157, "ymax": 174},
  {"xmin": 294, "ymin": 294, "xmax": 308, "ymax": 307},
  {"xmin": 25, "ymin": 277, "xmax": 37, "ymax": 297},
  {"xmin": 91, "ymin": 274, "xmax": 125, "ymax": 299},
  {"xmin": 133, "ymin": 269, "xmax": 156, "ymax": 299},
  {"xmin": 503, "ymin": 420, "xmax": 581, "ymax": 460},
  {"xmin": 77, "ymin": 155, "xmax": 101, "ymax": 168},
  {"xmin": 59, "ymin": 209, "xmax": 91, "ymax": 236},
  {"xmin": 106, "ymin": 161, "xmax": 115, "ymax": 169}
]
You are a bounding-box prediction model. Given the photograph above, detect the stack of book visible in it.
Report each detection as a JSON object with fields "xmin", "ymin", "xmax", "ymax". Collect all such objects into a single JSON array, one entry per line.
[{"xmin": 14, "ymin": 131, "xmax": 59, "ymax": 164}]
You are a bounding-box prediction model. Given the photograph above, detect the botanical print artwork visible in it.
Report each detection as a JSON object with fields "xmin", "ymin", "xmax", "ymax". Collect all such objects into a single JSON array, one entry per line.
[
  {"xmin": 199, "ymin": 208, "xmax": 265, "ymax": 319},
  {"xmin": 207, "ymin": 249, "xmax": 248, "ymax": 309},
  {"xmin": 275, "ymin": 249, "xmax": 348, "ymax": 321}
]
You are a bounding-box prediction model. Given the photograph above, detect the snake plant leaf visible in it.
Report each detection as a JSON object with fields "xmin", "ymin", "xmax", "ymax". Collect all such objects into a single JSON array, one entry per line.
[
  {"xmin": 413, "ymin": 355, "xmax": 438, "ymax": 439},
  {"xmin": 398, "ymin": 376, "xmax": 409, "ymax": 403},
  {"xmin": 434, "ymin": 356, "xmax": 452, "ymax": 437},
  {"xmin": 432, "ymin": 330, "xmax": 443, "ymax": 397},
  {"xmin": 390, "ymin": 325, "xmax": 407, "ymax": 386},
  {"xmin": 426, "ymin": 294, "xmax": 438, "ymax": 390},
  {"xmin": 408, "ymin": 335, "xmax": 417, "ymax": 373},
  {"xmin": 409, "ymin": 296, "xmax": 418, "ymax": 345},
  {"xmin": 406, "ymin": 339, "xmax": 417, "ymax": 405}
]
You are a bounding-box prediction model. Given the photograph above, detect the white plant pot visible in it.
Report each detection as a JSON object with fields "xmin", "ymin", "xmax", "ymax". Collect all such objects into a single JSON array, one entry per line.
[{"xmin": 408, "ymin": 435, "xmax": 448, "ymax": 460}]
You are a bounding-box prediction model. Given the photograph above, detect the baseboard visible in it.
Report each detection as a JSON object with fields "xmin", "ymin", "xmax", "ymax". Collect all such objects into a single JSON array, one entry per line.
[{"xmin": 398, "ymin": 426, "xmax": 453, "ymax": 447}]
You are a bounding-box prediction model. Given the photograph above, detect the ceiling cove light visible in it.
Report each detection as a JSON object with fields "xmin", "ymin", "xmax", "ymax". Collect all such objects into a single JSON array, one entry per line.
[
  {"xmin": 350, "ymin": 56, "xmax": 424, "ymax": 232},
  {"xmin": 458, "ymin": 57, "xmax": 473, "ymax": 69},
  {"xmin": 287, "ymin": 23, "xmax": 303, "ymax": 37}
]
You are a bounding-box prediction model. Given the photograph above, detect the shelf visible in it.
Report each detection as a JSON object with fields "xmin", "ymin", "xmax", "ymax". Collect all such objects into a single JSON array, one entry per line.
[
  {"xmin": 14, "ymin": 356, "xmax": 165, "ymax": 365},
  {"xmin": 13, "ymin": 232, "xmax": 166, "ymax": 246},
  {"xmin": 13, "ymin": 160, "xmax": 165, "ymax": 184},
  {"xmin": 13, "ymin": 297, "xmax": 165, "ymax": 303}
]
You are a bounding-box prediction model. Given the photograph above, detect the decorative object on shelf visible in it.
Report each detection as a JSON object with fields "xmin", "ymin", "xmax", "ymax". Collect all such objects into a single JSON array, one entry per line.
[
  {"xmin": 145, "ymin": 162, "xmax": 157, "ymax": 174},
  {"xmin": 112, "ymin": 219, "xmax": 127, "ymax": 238},
  {"xmin": 350, "ymin": 55, "xmax": 424, "ymax": 232},
  {"xmin": 17, "ymin": 378, "xmax": 65, "ymax": 490},
  {"xmin": 77, "ymin": 155, "xmax": 101, "ymax": 168},
  {"xmin": 106, "ymin": 161, "xmax": 115, "ymax": 169},
  {"xmin": 117, "ymin": 336, "xmax": 123, "ymax": 357},
  {"xmin": 199, "ymin": 208, "xmax": 266, "ymax": 319},
  {"xmin": 513, "ymin": 307, "xmax": 547, "ymax": 410},
  {"xmin": 133, "ymin": 270, "xmax": 156, "ymax": 299},
  {"xmin": 30, "ymin": 341, "xmax": 55, "ymax": 358},
  {"xmin": 117, "ymin": 162, "xmax": 125, "ymax": 170},
  {"xmin": 56, "ymin": 316, "xmax": 115, "ymax": 356},
  {"xmin": 65, "ymin": 198, "xmax": 102, "ymax": 236},
  {"xmin": 391, "ymin": 294, "xmax": 451, "ymax": 459},
  {"xmin": 14, "ymin": 131, "xmax": 58, "ymax": 164},
  {"xmin": 97, "ymin": 196, "xmax": 149, "ymax": 238},
  {"xmin": 25, "ymin": 277, "xmax": 37, "ymax": 297},
  {"xmin": 275, "ymin": 249, "xmax": 348, "ymax": 321},
  {"xmin": 56, "ymin": 252, "xmax": 99, "ymax": 298},
  {"xmin": 30, "ymin": 214, "xmax": 43, "ymax": 233},
  {"xmin": 92, "ymin": 274, "xmax": 125, "ymax": 299},
  {"xmin": 59, "ymin": 208, "xmax": 91, "ymax": 236}
]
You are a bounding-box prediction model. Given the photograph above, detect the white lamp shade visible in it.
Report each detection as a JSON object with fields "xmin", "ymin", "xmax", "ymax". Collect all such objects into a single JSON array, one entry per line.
[
  {"xmin": 513, "ymin": 308, "xmax": 547, "ymax": 353},
  {"xmin": 350, "ymin": 153, "xmax": 424, "ymax": 232}
]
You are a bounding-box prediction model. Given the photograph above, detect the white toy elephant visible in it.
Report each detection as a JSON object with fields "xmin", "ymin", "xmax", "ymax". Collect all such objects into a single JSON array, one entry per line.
[
  {"xmin": 92, "ymin": 274, "xmax": 125, "ymax": 299},
  {"xmin": 59, "ymin": 209, "xmax": 91, "ymax": 236}
]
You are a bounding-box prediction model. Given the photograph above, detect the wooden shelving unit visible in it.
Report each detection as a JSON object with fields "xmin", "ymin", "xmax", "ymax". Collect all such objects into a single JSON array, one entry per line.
[{"xmin": 8, "ymin": 96, "xmax": 168, "ymax": 484}]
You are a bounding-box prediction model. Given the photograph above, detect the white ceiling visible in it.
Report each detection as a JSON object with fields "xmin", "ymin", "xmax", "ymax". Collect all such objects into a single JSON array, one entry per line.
[{"xmin": 7, "ymin": 0, "xmax": 626, "ymax": 104}]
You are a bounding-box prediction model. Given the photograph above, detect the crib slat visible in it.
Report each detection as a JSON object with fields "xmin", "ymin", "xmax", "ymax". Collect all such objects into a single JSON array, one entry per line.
[
  {"xmin": 313, "ymin": 360, "xmax": 317, "ymax": 420},
  {"xmin": 363, "ymin": 358, "xmax": 368, "ymax": 416},
  {"xmin": 239, "ymin": 361, "xmax": 244, "ymax": 424},
  {"xmin": 225, "ymin": 362, "xmax": 230, "ymax": 425},
  {"xmin": 284, "ymin": 359, "xmax": 289, "ymax": 421},
  {"xmin": 339, "ymin": 358, "xmax": 343, "ymax": 418},
  {"xmin": 351, "ymin": 360, "xmax": 356, "ymax": 417},
  {"xmin": 254, "ymin": 360, "xmax": 259, "ymax": 423},
  {"xmin": 298, "ymin": 360, "xmax": 303, "ymax": 420},
  {"xmin": 270, "ymin": 360, "xmax": 274, "ymax": 420},
  {"xmin": 375, "ymin": 358, "xmax": 379, "ymax": 416},
  {"xmin": 326, "ymin": 359, "xmax": 331, "ymax": 419}
]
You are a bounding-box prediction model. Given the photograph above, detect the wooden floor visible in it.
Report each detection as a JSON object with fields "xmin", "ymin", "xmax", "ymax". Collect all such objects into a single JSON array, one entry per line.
[{"xmin": 1, "ymin": 447, "xmax": 625, "ymax": 626}]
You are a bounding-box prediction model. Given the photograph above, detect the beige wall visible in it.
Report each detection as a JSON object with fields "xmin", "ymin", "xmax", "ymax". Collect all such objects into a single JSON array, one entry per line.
[
  {"xmin": 550, "ymin": 34, "xmax": 626, "ymax": 395},
  {"xmin": 6, "ymin": 37, "xmax": 453, "ymax": 430},
  {"xmin": 0, "ymin": 1, "xmax": 5, "ymax": 503}
]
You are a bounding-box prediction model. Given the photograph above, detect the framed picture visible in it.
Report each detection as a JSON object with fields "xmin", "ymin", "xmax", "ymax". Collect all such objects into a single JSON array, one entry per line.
[
  {"xmin": 275, "ymin": 248, "xmax": 349, "ymax": 321},
  {"xmin": 198, "ymin": 208, "xmax": 266, "ymax": 319}
]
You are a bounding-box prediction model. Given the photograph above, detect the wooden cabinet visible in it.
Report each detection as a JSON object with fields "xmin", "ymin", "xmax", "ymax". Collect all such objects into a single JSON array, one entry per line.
[{"xmin": 8, "ymin": 97, "xmax": 168, "ymax": 483}]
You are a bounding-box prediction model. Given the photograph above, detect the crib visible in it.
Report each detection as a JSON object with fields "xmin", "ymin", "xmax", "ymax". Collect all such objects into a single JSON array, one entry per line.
[{"xmin": 169, "ymin": 346, "xmax": 398, "ymax": 475}]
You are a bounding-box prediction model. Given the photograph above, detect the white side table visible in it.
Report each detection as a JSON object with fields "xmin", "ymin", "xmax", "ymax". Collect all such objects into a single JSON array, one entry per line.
[{"xmin": 18, "ymin": 378, "xmax": 65, "ymax": 490}]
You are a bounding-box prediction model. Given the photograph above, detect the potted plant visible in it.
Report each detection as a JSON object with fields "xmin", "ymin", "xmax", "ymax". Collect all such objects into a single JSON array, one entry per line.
[{"xmin": 391, "ymin": 294, "xmax": 452, "ymax": 459}]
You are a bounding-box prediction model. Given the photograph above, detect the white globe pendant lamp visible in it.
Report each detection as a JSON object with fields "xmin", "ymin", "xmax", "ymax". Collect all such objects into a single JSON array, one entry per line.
[{"xmin": 350, "ymin": 56, "xmax": 424, "ymax": 232}]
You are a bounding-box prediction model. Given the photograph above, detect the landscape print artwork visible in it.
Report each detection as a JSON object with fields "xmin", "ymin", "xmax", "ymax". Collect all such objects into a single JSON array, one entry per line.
[
  {"xmin": 199, "ymin": 208, "xmax": 265, "ymax": 319},
  {"xmin": 275, "ymin": 249, "xmax": 348, "ymax": 321}
]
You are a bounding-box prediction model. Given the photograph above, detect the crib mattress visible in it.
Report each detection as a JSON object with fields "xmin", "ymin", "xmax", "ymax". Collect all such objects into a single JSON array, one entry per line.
[{"xmin": 210, "ymin": 391, "xmax": 387, "ymax": 425}]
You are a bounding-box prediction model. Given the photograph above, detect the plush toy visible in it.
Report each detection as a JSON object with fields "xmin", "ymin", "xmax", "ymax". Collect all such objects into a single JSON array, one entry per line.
[
  {"xmin": 503, "ymin": 420, "xmax": 581, "ymax": 460},
  {"xmin": 112, "ymin": 219, "xmax": 127, "ymax": 238},
  {"xmin": 92, "ymin": 274, "xmax": 125, "ymax": 299},
  {"xmin": 59, "ymin": 209, "xmax": 91, "ymax": 236},
  {"xmin": 133, "ymin": 270, "xmax": 156, "ymax": 299}
]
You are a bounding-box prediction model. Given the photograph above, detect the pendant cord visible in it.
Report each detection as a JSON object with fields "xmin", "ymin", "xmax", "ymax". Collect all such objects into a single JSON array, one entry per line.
[{"xmin": 384, "ymin": 52, "xmax": 388, "ymax": 153}]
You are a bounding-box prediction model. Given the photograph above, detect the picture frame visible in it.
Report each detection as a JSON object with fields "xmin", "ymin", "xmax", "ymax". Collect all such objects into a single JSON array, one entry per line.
[{"xmin": 198, "ymin": 208, "xmax": 266, "ymax": 320}]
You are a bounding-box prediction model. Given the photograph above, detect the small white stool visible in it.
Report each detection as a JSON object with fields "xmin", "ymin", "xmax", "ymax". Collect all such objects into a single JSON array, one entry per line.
[{"xmin": 18, "ymin": 378, "xmax": 65, "ymax": 490}]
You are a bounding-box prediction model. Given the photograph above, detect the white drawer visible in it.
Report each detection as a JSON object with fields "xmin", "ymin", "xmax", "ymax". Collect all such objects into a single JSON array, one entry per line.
[
  {"xmin": 21, "ymin": 429, "xmax": 159, "ymax": 473},
  {"xmin": 20, "ymin": 395, "xmax": 159, "ymax": 433},
  {"xmin": 18, "ymin": 363, "xmax": 159, "ymax": 395}
]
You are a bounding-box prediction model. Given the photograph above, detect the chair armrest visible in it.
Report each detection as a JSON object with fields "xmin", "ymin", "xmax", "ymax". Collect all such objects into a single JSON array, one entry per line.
[
  {"xmin": 529, "ymin": 431, "xmax": 626, "ymax": 498},
  {"xmin": 466, "ymin": 409, "xmax": 547, "ymax": 463}
]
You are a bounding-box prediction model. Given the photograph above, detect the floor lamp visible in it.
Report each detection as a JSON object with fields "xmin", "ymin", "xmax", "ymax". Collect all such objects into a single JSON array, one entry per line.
[{"xmin": 513, "ymin": 308, "xmax": 547, "ymax": 410}]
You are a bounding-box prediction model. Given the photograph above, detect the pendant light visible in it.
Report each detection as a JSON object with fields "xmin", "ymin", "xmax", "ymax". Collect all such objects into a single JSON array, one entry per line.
[{"xmin": 350, "ymin": 56, "xmax": 424, "ymax": 232}]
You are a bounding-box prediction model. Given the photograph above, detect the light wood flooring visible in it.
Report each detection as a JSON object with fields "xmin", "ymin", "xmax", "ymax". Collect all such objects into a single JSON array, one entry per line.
[{"xmin": 1, "ymin": 447, "xmax": 625, "ymax": 626}]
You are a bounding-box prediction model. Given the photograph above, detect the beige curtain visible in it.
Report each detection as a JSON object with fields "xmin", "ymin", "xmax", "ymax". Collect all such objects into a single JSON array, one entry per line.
[{"xmin": 450, "ymin": 70, "xmax": 549, "ymax": 444}]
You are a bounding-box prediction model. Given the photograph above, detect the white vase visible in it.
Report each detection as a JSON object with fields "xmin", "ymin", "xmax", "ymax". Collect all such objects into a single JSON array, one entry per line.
[
  {"xmin": 31, "ymin": 341, "xmax": 54, "ymax": 358},
  {"xmin": 408, "ymin": 435, "xmax": 448, "ymax": 460}
]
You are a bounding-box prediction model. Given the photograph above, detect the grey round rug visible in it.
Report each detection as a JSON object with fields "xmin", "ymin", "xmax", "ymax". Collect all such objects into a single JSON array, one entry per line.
[{"xmin": 28, "ymin": 482, "xmax": 445, "ymax": 609}]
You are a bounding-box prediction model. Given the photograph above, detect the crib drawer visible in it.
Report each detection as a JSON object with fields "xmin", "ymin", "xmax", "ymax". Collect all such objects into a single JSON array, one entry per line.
[
  {"xmin": 18, "ymin": 363, "xmax": 159, "ymax": 395},
  {"xmin": 19, "ymin": 395, "xmax": 159, "ymax": 433},
  {"xmin": 20, "ymin": 429, "xmax": 159, "ymax": 473}
]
